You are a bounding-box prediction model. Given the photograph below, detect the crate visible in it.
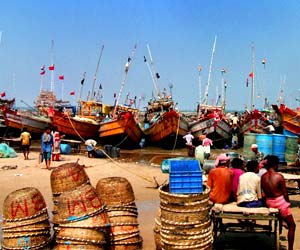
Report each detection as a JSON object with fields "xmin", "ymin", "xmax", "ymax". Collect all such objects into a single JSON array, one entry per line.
[
  {"xmin": 169, "ymin": 159, "xmax": 203, "ymax": 194},
  {"xmin": 169, "ymin": 159, "xmax": 201, "ymax": 172},
  {"xmin": 160, "ymin": 157, "xmax": 187, "ymax": 173}
]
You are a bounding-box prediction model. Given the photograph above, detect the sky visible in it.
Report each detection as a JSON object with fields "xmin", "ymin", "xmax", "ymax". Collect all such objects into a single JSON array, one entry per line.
[{"xmin": 1, "ymin": 0, "xmax": 300, "ymax": 112}]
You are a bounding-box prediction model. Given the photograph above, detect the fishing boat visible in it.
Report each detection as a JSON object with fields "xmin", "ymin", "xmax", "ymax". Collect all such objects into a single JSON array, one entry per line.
[
  {"xmin": 1, "ymin": 106, "xmax": 51, "ymax": 134},
  {"xmin": 189, "ymin": 104, "xmax": 231, "ymax": 148},
  {"xmin": 140, "ymin": 45, "xmax": 189, "ymax": 148},
  {"xmin": 189, "ymin": 36, "xmax": 232, "ymax": 148},
  {"xmin": 239, "ymin": 109, "xmax": 268, "ymax": 134},
  {"xmin": 99, "ymin": 110, "xmax": 144, "ymax": 148},
  {"xmin": 51, "ymin": 109, "xmax": 100, "ymax": 139},
  {"xmin": 143, "ymin": 107, "xmax": 189, "ymax": 149},
  {"xmin": 0, "ymin": 97, "xmax": 16, "ymax": 136},
  {"xmin": 272, "ymin": 104, "xmax": 300, "ymax": 136},
  {"xmin": 98, "ymin": 44, "xmax": 144, "ymax": 148}
]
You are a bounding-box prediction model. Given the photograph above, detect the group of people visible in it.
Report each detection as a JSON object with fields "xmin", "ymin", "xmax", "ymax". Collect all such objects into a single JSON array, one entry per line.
[
  {"xmin": 207, "ymin": 148, "xmax": 296, "ymax": 250},
  {"xmin": 183, "ymin": 132, "xmax": 213, "ymax": 160},
  {"xmin": 20, "ymin": 126, "xmax": 63, "ymax": 170}
]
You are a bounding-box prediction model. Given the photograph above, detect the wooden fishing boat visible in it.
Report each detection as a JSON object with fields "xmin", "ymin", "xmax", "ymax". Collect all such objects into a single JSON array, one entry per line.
[
  {"xmin": 143, "ymin": 109, "xmax": 189, "ymax": 149},
  {"xmin": 272, "ymin": 104, "xmax": 300, "ymax": 135},
  {"xmin": 51, "ymin": 109, "xmax": 100, "ymax": 139},
  {"xmin": 239, "ymin": 109, "xmax": 268, "ymax": 134},
  {"xmin": 0, "ymin": 98, "xmax": 16, "ymax": 136},
  {"xmin": 1, "ymin": 107, "xmax": 51, "ymax": 134},
  {"xmin": 99, "ymin": 111, "xmax": 144, "ymax": 148},
  {"xmin": 189, "ymin": 105, "xmax": 231, "ymax": 148}
]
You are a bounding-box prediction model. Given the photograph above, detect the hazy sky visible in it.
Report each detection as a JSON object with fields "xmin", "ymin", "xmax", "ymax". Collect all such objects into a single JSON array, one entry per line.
[{"xmin": 1, "ymin": 0, "xmax": 300, "ymax": 111}]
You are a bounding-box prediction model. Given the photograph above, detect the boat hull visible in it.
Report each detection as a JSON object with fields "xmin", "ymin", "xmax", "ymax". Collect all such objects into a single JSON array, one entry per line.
[
  {"xmin": 144, "ymin": 110, "xmax": 189, "ymax": 149},
  {"xmin": 99, "ymin": 112, "xmax": 143, "ymax": 149},
  {"xmin": 273, "ymin": 104, "xmax": 300, "ymax": 135},
  {"xmin": 52, "ymin": 111, "xmax": 100, "ymax": 139},
  {"xmin": 2, "ymin": 108, "xmax": 51, "ymax": 134},
  {"xmin": 189, "ymin": 118, "xmax": 231, "ymax": 148}
]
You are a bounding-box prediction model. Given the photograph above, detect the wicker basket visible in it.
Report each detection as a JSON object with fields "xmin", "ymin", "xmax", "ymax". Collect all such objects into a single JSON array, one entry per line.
[
  {"xmin": 57, "ymin": 210, "xmax": 108, "ymax": 228},
  {"xmin": 54, "ymin": 244, "xmax": 104, "ymax": 250},
  {"xmin": 95, "ymin": 177, "xmax": 135, "ymax": 205},
  {"xmin": 159, "ymin": 184, "xmax": 210, "ymax": 205},
  {"xmin": 161, "ymin": 235, "xmax": 213, "ymax": 250},
  {"xmin": 108, "ymin": 235, "xmax": 143, "ymax": 250},
  {"xmin": 50, "ymin": 162, "xmax": 90, "ymax": 195},
  {"xmin": 2, "ymin": 219, "xmax": 51, "ymax": 232},
  {"xmin": 55, "ymin": 227, "xmax": 106, "ymax": 245},
  {"xmin": 161, "ymin": 217, "xmax": 211, "ymax": 231},
  {"xmin": 53, "ymin": 184, "xmax": 106, "ymax": 224},
  {"xmin": 160, "ymin": 203, "xmax": 211, "ymax": 224},
  {"xmin": 154, "ymin": 216, "xmax": 162, "ymax": 250},
  {"xmin": 2, "ymin": 231, "xmax": 51, "ymax": 249},
  {"xmin": 3, "ymin": 187, "xmax": 47, "ymax": 220},
  {"xmin": 2, "ymin": 211, "xmax": 49, "ymax": 229}
]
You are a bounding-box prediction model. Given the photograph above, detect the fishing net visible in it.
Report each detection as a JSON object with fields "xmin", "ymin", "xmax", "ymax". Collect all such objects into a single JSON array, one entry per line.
[{"xmin": 0, "ymin": 143, "xmax": 17, "ymax": 158}]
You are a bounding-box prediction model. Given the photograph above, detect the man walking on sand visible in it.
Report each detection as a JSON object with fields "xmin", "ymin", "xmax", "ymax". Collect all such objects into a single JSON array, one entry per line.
[
  {"xmin": 41, "ymin": 127, "xmax": 54, "ymax": 170},
  {"xmin": 261, "ymin": 155, "xmax": 296, "ymax": 250},
  {"xmin": 20, "ymin": 127, "xmax": 31, "ymax": 160}
]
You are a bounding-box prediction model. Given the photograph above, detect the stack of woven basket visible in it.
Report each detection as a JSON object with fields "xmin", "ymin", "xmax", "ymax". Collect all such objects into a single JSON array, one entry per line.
[
  {"xmin": 96, "ymin": 177, "xmax": 143, "ymax": 250},
  {"xmin": 157, "ymin": 184, "xmax": 213, "ymax": 250},
  {"xmin": 2, "ymin": 187, "xmax": 51, "ymax": 250},
  {"xmin": 50, "ymin": 162, "xmax": 109, "ymax": 249}
]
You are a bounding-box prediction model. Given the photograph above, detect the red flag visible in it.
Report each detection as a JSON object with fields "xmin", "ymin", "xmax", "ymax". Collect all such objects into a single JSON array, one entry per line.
[
  {"xmin": 70, "ymin": 91, "xmax": 75, "ymax": 95},
  {"xmin": 59, "ymin": 75, "xmax": 64, "ymax": 80},
  {"xmin": 0, "ymin": 92, "xmax": 5, "ymax": 97},
  {"xmin": 249, "ymin": 72, "xmax": 254, "ymax": 78},
  {"xmin": 48, "ymin": 64, "xmax": 55, "ymax": 71}
]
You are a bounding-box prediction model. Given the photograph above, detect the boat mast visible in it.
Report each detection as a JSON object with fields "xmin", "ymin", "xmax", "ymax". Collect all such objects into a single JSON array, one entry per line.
[
  {"xmin": 112, "ymin": 44, "xmax": 137, "ymax": 118},
  {"xmin": 250, "ymin": 44, "xmax": 255, "ymax": 111},
  {"xmin": 90, "ymin": 45, "xmax": 104, "ymax": 101},
  {"xmin": 50, "ymin": 40, "xmax": 55, "ymax": 93},
  {"xmin": 203, "ymin": 35, "xmax": 217, "ymax": 105},
  {"xmin": 198, "ymin": 65, "xmax": 202, "ymax": 106},
  {"xmin": 146, "ymin": 44, "xmax": 161, "ymax": 98}
]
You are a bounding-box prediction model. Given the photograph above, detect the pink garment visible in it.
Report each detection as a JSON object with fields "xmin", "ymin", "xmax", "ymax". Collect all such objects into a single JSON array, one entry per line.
[
  {"xmin": 215, "ymin": 153, "xmax": 230, "ymax": 167},
  {"xmin": 202, "ymin": 138, "xmax": 213, "ymax": 147},
  {"xmin": 231, "ymin": 168, "xmax": 244, "ymax": 200},
  {"xmin": 266, "ymin": 195, "xmax": 291, "ymax": 218}
]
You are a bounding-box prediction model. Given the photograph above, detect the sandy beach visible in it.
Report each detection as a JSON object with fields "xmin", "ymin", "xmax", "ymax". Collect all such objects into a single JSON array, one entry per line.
[{"xmin": 0, "ymin": 150, "xmax": 300, "ymax": 250}]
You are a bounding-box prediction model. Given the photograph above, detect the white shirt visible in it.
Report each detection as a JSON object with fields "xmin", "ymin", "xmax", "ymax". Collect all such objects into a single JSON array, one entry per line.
[{"xmin": 237, "ymin": 172, "xmax": 262, "ymax": 204}]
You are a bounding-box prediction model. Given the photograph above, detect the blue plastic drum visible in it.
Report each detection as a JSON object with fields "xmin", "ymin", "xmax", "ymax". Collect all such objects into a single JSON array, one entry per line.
[
  {"xmin": 272, "ymin": 134, "xmax": 286, "ymax": 162},
  {"xmin": 60, "ymin": 143, "xmax": 72, "ymax": 155},
  {"xmin": 255, "ymin": 134, "xmax": 272, "ymax": 157}
]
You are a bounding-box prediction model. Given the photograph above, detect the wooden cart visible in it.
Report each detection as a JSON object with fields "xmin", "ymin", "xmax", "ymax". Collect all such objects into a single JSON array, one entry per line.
[{"xmin": 211, "ymin": 202, "xmax": 280, "ymax": 250}]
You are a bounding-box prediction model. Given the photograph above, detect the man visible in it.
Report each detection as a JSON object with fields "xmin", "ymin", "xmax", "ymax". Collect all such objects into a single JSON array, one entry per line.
[
  {"xmin": 41, "ymin": 127, "xmax": 54, "ymax": 170},
  {"xmin": 20, "ymin": 127, "xmax": 31, "ymax": 160},
  {"xmin": 183, "ymin": 131, "xmax": 194, "ymax": 157},
  {"xmin": 207, "ymin": 153, "xmax": 233, "ymax": 204},
  {"xmin": 85, "ymin": 139, "xmax": 97, "ymax": 158},
  {"xmin": 251, "ymin": 144, "xmax": 264, "ymax": 162},
  {"xmin": 261, "ymin": 155, "xmax": 296, "ymax": 250},
  {"xmin": 237, "ymin": 160, "xmax": 263, "ymax": 207},
  {"xmin": 202, "ymin": 135, "xmax": 213, "ymax": 160}
]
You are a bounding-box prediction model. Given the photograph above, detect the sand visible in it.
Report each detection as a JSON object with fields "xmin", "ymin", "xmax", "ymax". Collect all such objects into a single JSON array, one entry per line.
[{"xmin": 0, "ymin": 151, "xmax": 300, "ymax": 250}]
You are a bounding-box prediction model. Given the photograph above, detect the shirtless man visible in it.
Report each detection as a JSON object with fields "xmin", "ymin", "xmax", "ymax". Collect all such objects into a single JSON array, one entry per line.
[{"xmin": 261, "ymin": 155, "xmax": 296, "ymax": 250}]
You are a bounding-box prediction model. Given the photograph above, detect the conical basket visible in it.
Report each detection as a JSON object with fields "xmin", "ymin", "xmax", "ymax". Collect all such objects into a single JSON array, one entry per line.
[
  {"xmin": 53, "ymin": 184, "xmax": 106, "ymax": 224},
  {"xmin": 50, "ymin": 162, "xmax": 90, "ymax": 195},
  {"xmin": 96, "ymin": 177, "xmax": 135, "ymax": 205},
  {"xmin": 3, "ymin": 187, "xmax": 47, "ymax": 221}
]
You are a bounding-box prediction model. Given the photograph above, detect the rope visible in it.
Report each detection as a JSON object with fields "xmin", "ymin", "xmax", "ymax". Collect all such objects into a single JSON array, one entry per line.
[
  {"xmin": 115, "ymin": 134, "xmax": 129, "ymax": 147},
  {"xmin": 64, "ymin": 113, "xmax": 157, "ymax": 186},
  {"xmin": 172, "ymin": 111, "xmax": 181, "ymax": 152},
  {"xmin": 65, "ymin": 114, "xmax": 86, "ymax": 143}
]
